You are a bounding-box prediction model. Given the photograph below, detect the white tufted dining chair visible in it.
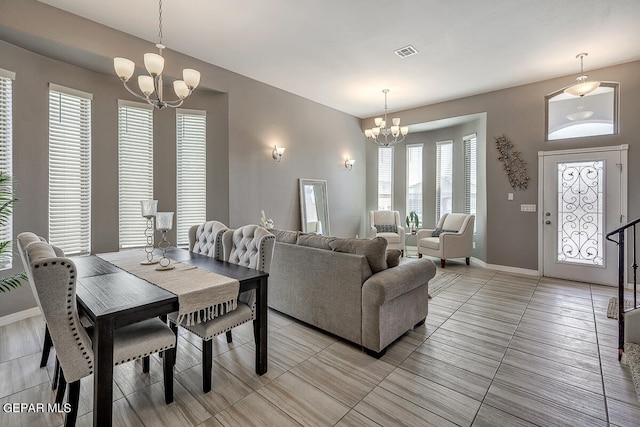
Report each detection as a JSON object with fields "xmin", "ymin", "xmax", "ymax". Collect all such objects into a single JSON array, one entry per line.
[
  {"xmin": 169, "ymin": 224, "xmax": 275, "ymax": 393},
  {"xmin": 188, "ymin": 220, "xmax": 229, "ymax": 260},
  {"xmin": 23, "ymin": 241, "xmax": 177, "ymax": 427}
]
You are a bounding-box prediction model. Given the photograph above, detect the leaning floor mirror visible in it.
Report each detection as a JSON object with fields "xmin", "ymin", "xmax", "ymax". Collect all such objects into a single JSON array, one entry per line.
[{"xmin": 299, "ymin": 179, "xmax": 330, "ymax": 235}]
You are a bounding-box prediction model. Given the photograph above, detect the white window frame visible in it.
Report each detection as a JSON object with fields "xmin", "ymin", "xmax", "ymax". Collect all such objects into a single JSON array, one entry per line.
[
  {"xmin": 0, "ymin": 68, "xmax": 16, "ymax": 269},
  {"xmin": 436, "ymin": 140, "xmax": 453, "ymax": 222},
  {"xmin": 406, "ymin": 144, "xmax": 423, "ymax": 224},
  {"xmin": 176, "ymin": 108, "xmax": 207, "ymax": 248},
  {"xmin": 48, "ymin": 83, "xmax": 92, "ymax": 256},
  {"xmin": 118, "ymin": 100, "xmax": 154, "ymax": 249},
  {"xmin": 377, "ymin": 146, "xmax": 394, "ymax": 211},
  {"xmin": 463, "ymin": 133, "xmax": 477, "ymax": 217}
]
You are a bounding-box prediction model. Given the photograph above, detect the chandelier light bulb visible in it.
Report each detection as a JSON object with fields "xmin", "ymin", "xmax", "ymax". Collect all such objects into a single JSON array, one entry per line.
[
  {"xmin": 144, "ymin": 52, "xmax": 165, "ymax": 76},
  {"xmin": 173, "ymin": 80, "xmax": 190, "ymax": 99},
  {"xmin": 183, "ymin": 69, "xmax": 201, "ymax": 89},
  {"xmin": 392, "ymin": 118, "xmax": 401, "ymax": 126},
  {"xmin": 374, "ymin": 117, "xmax": 383, "ymax": 127},
  {"xmin": 138, "ymin": 75, "xmax": 155, "ymax": 96},
  {"xmin": 114, "ymin": 57, "xmax": 135, "ymax": 81}
]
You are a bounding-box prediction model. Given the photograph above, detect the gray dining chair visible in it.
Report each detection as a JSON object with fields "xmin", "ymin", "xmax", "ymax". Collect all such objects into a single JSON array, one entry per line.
[
  {"xmin": 169, "ymin": 224, "xmax": 275, "ymax": 392},
  {"xmin": 24, "ymin": 241, "xmax": 177, "ymax": 427},
  {"xmin": 16, "ymin": 232, "xmax": 54, "ymax": 367}
]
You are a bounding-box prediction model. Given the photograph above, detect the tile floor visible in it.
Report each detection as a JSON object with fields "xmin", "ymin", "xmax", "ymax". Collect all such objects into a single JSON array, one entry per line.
[{"xmin": 1, "ymin": 260, "xmax": 640, "ymax": 426}]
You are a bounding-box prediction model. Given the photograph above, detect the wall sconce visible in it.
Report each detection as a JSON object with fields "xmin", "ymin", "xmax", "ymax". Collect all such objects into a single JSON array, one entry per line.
[
  {"xmin": 345, "ymin": 158, "xmax": 355, "ymax": 170},
  {"xmin": 272, "ymin": 145, "xmax": 285, "ymax": 162}
]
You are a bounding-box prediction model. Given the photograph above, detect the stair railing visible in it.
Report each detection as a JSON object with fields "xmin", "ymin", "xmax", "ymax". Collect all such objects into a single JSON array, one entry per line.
[{"xmin": 606, "ymin": 217, "xmax": 640, "ymax": 360}]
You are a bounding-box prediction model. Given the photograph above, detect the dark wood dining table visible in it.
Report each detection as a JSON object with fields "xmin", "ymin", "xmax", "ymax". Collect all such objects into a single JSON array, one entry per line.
[{"xmin": 73, "ymin": 248, "xmax": 269, "ymax": 427}]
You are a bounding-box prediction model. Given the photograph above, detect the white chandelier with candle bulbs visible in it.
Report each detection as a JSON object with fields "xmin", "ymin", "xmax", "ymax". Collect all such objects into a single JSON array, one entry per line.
[
  {"xmin": 113, "ymin": 0, "xmax": 200, "ymax": 109},
  {"xmin": 364, "ymin": 89, "xmax": 409, "ymax": 146}
]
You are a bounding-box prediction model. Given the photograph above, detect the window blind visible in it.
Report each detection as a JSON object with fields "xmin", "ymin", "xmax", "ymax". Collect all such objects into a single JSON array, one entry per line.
[
  {"xmin": 48, "ymin": 84, "xmax": 92, "ymax": 255},
  {"xmin": 436, "ymin": 141, "xmax": 453, "ymax": 222},
  {"xmin": 0, "ymin": 70, "xmax": 15, "ymax": 269},
  {"xmin": 406, "ymin": 144, "xmax": 423, "ymax": 223},
  {"xmin": 176, "ymin": 109, "xmax": 206, "ymax": 247},
  {"xmin": 377, "ymin": 146, "xmax": 393, "ymax": 211},
  {"xmin": 118, "ymin": 100, "xmax": 154, "ymax": 248},
  {"xmin": 464, "ymin": 134, "xmax": 477, "ymax": 216}
]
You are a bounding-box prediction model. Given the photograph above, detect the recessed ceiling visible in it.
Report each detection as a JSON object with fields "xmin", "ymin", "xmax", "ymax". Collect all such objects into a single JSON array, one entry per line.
[{"xmin": 37, "ymin": 0, "xmax": 640, "ymax": 118}]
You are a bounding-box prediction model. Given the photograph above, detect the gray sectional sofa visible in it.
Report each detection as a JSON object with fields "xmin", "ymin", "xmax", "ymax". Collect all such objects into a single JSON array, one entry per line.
[{"xmin": 267, "ymin": 230, "xmax": 437, "ymax": 356}]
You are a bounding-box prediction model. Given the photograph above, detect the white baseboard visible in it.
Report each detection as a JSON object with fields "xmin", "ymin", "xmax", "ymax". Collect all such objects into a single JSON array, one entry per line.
[
  {"xmin": 0, "ymin": 307, "xmax": 41, "ymax": 327},
  {"xmin": 471, "ymin": 257, "xmax": 540, "ymax": 276}
]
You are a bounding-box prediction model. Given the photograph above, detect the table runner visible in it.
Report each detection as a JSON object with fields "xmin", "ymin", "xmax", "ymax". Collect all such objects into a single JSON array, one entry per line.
[{"xmin": 97, "ymin": 250, "xmax": 239, "ymax": 326}]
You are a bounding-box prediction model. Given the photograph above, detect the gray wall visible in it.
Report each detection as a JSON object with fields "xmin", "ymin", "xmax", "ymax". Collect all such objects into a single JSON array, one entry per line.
[
  {"xmin": 0, "ymin": 0, "xmax": 365, "ymax": 317},
  {"xmin": 364, "ymin": 60, "xmax": 640, "ymax": 271}
]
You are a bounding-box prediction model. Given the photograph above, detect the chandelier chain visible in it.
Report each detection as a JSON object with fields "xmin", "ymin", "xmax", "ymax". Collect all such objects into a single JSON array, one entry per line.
[{"xmin": 158, "ymin": 0, "xmax": 163, "ymax": 44}]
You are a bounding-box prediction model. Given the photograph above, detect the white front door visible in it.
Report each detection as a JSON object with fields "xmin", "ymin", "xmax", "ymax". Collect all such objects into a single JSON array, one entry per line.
[{"xmin": 539, "ymin": 146, "xmax": 627, "ymax": 285}]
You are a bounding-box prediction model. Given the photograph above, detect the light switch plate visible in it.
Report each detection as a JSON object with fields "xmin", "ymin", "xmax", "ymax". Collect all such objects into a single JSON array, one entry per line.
[
  {"xmin": 508, "ymin": 193, "xmax": 514, "ymax": 201},
  {"xmin": 521, "ymin": 204, "xmax": 536, "ymax": 212}
]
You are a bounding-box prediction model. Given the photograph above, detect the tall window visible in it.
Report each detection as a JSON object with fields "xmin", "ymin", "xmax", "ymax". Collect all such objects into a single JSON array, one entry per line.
[
  {"xmin": 406, "ymin": 144, "xmax": 423, "ymax": 223},
  {"xmin": 118, "ymin": 100, "xmax": 154, "ymax": 248},
  {"xmin": 377, "ymin": 146, "xmax": 393, "ymax": 211},
  {"xmin": 0, "ymin": 69, "xmax": 15, "ymax": 269},
  {"xmin": 464, "ymin": 133, "xmax": 477, "ymax": 216},
  {"xmin": 48, "ymin": 84, "xmax": 92, "ymax": 255},
  {"xmin": 176, "ymin": 109, "xmax": 206, "ymax": 247},
  {"xmin": 436, "ymin": 141, "xmax": 453, "ymax": 222}
]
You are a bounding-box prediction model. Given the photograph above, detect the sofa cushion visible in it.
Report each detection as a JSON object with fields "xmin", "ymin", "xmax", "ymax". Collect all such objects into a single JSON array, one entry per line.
[
  {"xmin": 419, "ymin": 237, "xmax": 441, "ymax": 250},
  {"xmin": 386, "ymin": 249, "xmax": 401, "ymax": 268},
  {"xmin": 297, "ymin": 233, "xmax": 335, "ymax": 250},
  {"xmin": 375, "ymin": 224, "xmax": 397, "ymax": 233},
  {"xmin": 270, "ymin": 228, "xmax": 299, "ymax": 244},
  {"xmin": 330, "ymin": 237, "xmax": 388, "ymax": 273},
  {"xmin": 377, "ymin": 232, "xmax": 401, "ymax": 244}
]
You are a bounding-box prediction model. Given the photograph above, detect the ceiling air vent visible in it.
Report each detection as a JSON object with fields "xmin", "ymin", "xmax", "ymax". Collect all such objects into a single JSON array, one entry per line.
[{"xmin": 394, "ymin": 45, "xmax": 418, "ymax": 58}]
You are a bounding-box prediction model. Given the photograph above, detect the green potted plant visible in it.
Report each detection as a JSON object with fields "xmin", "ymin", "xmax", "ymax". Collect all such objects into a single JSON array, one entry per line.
[
  {"xmin": 405, "ymin": 211, "xmax": 419, "ymax": 235},
  {"xmin": 0, "ymin": 172, "xmax": 26, "ymax": 292}
]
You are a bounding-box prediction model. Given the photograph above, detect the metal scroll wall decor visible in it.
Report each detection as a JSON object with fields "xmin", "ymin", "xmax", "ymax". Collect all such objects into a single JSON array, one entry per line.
[{"xmin": 495, "ymin": 135, "xmax": 530, "ymax": 190}]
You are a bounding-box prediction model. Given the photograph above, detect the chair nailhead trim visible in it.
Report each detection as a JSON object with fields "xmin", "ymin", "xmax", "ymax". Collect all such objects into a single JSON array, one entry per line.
[{"xmin": 114, "ymin": 344, "xmax": 176, "ymax": 366}]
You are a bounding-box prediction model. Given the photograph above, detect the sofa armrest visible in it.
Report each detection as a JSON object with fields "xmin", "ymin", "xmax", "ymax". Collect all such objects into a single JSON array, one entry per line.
[
  {"xmin": 362, "ymin": 259, "xmax": 436, "ymax": 306},
  {"xmin": 369, "ymin": 226, "xmax": 378, "ymax": 239},
  {"xmin": 625, "ymin": 307, "xmax": 640, "ymax": 344}
]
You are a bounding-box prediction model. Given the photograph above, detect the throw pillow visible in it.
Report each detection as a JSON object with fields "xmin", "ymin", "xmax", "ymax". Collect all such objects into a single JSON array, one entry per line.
[
  {"xmin": 432, "ymin": 228, "xmax": 459, "ymax": 237},
  {"xmin": 296, "ymin": 233, "xmax": 335, "ymax": 250},
  {"xmin": 329, "ymin": 237, "xmax": 388, "ymax": 273},
  {"xmin": 386, "ymin": 249, "xmax": 401, "ymax": 268},
  {"xmin": 270, "ymin": 228, "xmax": 299, "ymax": 244},
  {"xmin": 375, "ymin": 224, "xmax": 398, "ymax": 233}
]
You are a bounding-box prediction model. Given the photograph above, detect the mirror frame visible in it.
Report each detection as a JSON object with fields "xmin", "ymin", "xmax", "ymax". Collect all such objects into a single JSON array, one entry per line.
[
  {"xmin": 299, "ymin": 178, "xmax": 330, "ymax": 235},
  {"xmin": 545, "ymin": 81, "xmax": 620, "ymax": 141}
]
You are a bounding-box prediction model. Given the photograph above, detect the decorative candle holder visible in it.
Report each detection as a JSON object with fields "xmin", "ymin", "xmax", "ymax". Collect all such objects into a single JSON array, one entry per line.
[
  {"xmin": 140, "ymin": 200, "xmax": 159, "ymax": 265},
  {"xmin": 155, "ymin": 211, "xmax": 175, "ymax": 271}
]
